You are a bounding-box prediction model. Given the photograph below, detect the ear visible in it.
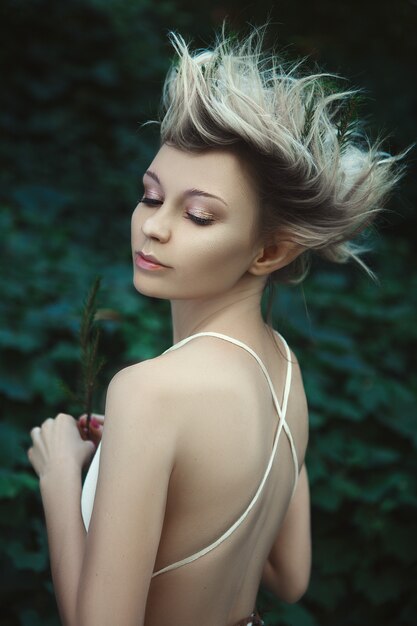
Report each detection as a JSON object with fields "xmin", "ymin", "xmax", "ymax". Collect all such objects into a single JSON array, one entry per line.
[{"xmin": 248, "ymin": 235, "xmax": 303, "ymax": 277}]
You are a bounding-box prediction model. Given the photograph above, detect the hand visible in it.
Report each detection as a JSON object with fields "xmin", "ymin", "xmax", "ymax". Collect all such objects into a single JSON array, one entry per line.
[
  {"xmin": 77, "ymin": 413, "xmax": 105, "ymax": 449},
  {"xmin": 27, "ymin": 413, "xmax": 96, "ymax": 479}
]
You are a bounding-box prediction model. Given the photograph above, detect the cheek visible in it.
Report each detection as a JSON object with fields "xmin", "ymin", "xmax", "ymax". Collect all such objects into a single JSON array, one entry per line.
[
  {"xmin": 131, "ymin": 205, "xmax": 140, "ymax": 223},
  {"xmin": 182, "ymin": 231, "xmax": 251, "ymax": 281},
  {"xmin": 131, "ymin": 207, "xmax": 137, "ymax": 228},
  {"xmin": 131, "ymin": 206, "xmax": 143, "ymax": 238}
]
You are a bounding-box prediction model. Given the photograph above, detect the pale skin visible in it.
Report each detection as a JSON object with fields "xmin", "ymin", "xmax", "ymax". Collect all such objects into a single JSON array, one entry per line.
[{"xmin": 27, "ymin": 143, "xmax": 311, "ymax": 626}]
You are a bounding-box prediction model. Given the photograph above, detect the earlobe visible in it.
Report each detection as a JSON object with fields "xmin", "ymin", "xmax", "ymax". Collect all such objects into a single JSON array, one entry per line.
[{"xmin": 249, "ymin": 238, "xmax": 303, "ymax": 276}]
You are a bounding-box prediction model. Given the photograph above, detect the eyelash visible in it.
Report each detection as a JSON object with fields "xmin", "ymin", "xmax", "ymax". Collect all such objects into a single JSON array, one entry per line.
[{"xmin": 139, "ymin": 197, "xmax": 214, "ymax": 226}]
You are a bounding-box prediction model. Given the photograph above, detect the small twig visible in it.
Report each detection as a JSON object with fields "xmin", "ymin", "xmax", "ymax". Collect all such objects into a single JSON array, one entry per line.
[
  {"xmin": 78, "ymin": 276, "xmax": 106, "ymax": 437},
  {"xmin": 59, "ymin": 276, "xmax": 106, "ymax": 439}
]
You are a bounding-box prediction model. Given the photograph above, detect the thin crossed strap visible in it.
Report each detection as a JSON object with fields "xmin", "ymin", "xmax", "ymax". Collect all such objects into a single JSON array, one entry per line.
[{"xmin": 151, "ymin": 330, "xmax": 299, "ymax": 578}]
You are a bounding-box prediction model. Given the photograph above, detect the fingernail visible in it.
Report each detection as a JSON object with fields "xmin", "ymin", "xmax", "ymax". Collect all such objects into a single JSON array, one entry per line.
[{"xmin": 91, "ymin": 418, "xmax": 100, "ymax": 428}]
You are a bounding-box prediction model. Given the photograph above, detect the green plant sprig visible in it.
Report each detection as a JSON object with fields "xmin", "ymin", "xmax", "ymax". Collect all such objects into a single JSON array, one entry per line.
[
  {"xmin": 79, "ymin": 276, "xmax": 106, "ymax": 438},
  {"xmin": 58, "ymin": 276, "xmax": 106, "ymax": 439}
]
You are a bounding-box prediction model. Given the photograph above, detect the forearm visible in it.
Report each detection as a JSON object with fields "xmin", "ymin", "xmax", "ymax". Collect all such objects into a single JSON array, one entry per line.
[{"xmin": 40, "ymin": 464, "xmax": 86, "ymax": 626}]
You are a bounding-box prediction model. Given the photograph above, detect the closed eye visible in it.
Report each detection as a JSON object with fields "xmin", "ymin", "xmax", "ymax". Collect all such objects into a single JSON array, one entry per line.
[
  {"xmin": 139, "ymin": 197, "xmax": 162, "ymax": 206},
  {"xmin": 139, "ymin": 197, "xmax": 214, "ymax": 226}
]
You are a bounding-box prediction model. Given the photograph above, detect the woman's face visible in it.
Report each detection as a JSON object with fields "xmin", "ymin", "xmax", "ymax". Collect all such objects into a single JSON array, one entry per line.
[{"xmin": 131, "ymin": 142, "xmax": 263, "ymax": 301}]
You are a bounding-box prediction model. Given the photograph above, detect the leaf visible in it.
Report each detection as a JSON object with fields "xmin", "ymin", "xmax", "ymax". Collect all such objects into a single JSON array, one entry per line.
[
  {"xmin": 0, "ymin": 421, "xmax": 30, "ymax": 468},
  {"xmin": 3, "ymin": 540, "xmax": 47, "ymax": 572},
  {"xmin": 354, "ymin": 566, "xmax": 404, "ymax": 605},
  {"xmin": 0, "ymin": 470, "xmax": 39, "ymax": 498},
  {"xmin": 279, "ymin": 601, "xmax": 320, "ymax": 626}
]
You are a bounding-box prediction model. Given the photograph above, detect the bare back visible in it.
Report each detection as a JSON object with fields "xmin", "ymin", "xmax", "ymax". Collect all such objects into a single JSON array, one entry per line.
[{"xmin": 142, "ymin": 329, "xmax": 309, "ymax": 625}]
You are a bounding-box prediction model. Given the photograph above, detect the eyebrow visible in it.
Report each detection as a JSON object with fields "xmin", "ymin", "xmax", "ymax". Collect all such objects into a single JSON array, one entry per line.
[{"xmin": 143, "ymin": 170, "xmax": 229, "ymax": 207}]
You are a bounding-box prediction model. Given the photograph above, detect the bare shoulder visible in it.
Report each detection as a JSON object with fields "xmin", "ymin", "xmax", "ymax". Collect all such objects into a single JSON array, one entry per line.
[
  {"xmin": 111, "ymin": 339, "xmax": 223, "ymax": 388},
  {"xmin": 105, "ymin": 339, "xmax": 226, "ymax": 427}
]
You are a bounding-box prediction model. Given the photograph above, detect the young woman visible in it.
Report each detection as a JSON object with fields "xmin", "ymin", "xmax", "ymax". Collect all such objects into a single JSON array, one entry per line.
[{"xmin": 27, "ymin": 22, "xmax": 405, "ymax": 626}]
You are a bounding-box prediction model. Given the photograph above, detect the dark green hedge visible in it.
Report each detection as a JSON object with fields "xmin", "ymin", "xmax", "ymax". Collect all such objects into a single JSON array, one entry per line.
[{"xmin": 1, "ymin": 1, "xmax": 416, "ymax": 624}]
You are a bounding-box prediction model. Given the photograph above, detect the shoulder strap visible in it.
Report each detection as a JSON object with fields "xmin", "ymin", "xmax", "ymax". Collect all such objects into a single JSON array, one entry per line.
[
  {"xmin": 164, "ymin": 331, "xmax": 298, "ymax": 487},
  {"xmin": 151, "ymin": 330, "xmax": 298, "ymax": 578}
]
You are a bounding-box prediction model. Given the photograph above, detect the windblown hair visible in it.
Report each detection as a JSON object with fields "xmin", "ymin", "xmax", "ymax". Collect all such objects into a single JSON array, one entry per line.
[{"xmin": 143, "ymin": 21, "xmax": 409, "ymax": 287}]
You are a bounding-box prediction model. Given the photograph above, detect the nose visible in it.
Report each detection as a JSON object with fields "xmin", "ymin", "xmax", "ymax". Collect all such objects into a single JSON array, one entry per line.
[{"xmin": 140, "ymin": 205, "xmax": 171, "ymax": 242}]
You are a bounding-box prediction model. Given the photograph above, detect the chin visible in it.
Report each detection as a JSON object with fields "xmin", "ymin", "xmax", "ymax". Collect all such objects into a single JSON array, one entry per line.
[{"xmin": 132, "ymin": 274, "xmax": 169, "ymax": 299}]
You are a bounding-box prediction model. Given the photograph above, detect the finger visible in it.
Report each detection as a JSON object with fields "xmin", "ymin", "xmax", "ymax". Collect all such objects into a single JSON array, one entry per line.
[
  {"xmin": 91, "ymin": 413, "xmax": 105, "ymax": 423},
  {"xmin": 56, "ymin": 412, "xmax": 74, "ymax": 423},
  {"xmin": 77, "ymin": 425, "xmax": 88, "ymax": 440},
  {"xmin": 84, "ymin": 438, "xmax": 96, "ymax": 452},
  {"xmin": 78, "ymin": 414, "xmax": 104, "ymax": 425},
  {"xmin": 40, "ymin": 416, "xmax": 54, "ymax": 429},
  {"xmin": 81, "ymin": 439, "xmax": 97, "ymax": 466},
  {"xmin": 26, "ymin": 446, "xmax": 39, "ymax": 475},
  {"xmin": 30, "ymin": 426, "xmax": 41, "ymax": 440}
]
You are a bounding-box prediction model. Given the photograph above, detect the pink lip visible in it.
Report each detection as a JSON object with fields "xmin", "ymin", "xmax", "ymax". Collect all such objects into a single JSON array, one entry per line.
[{"xmin": 135, "ymin": 252, "xmax": 169, "ymax": 271}]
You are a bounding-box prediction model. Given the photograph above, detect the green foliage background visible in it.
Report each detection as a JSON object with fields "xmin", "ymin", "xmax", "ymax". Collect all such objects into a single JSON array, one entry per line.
[{"xmin": 1, "ymin": 1, "xmax": 416, "ymax": 624}]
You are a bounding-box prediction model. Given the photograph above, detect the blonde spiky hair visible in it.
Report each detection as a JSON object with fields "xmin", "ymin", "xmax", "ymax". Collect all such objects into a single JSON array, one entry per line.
[{"xmin": 142, "ymin": 20, "xmax": 410, "ymax": 285}]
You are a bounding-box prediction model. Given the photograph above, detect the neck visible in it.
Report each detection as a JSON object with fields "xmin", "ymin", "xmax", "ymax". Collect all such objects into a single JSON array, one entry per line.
[{"xmin": 169, "ymin": 281, "xmax": 268, "ymax": 345}]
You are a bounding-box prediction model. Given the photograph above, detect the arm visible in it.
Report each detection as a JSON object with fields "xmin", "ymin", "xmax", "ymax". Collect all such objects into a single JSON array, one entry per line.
[
  {"xmin": 27, "ymin": 413, "xmax": 95, "ymax": 626},
  {"xmin": 37, "ymin": 362, "xmax": 176, "ymax": 626},
  {"xmin": 75, "ymin": 362, "xmax": 177, "ymax": 626},
  {"xmin": 39, "ymin": 461, "xmax": 87, "ymax": 626},
  {"xmin": 261, "ymin": 463, "xmax": 311, "ymax": 603},
  {"xmin": 36, "ymin": 414, "xmax": 105, "ymax": 625}
]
